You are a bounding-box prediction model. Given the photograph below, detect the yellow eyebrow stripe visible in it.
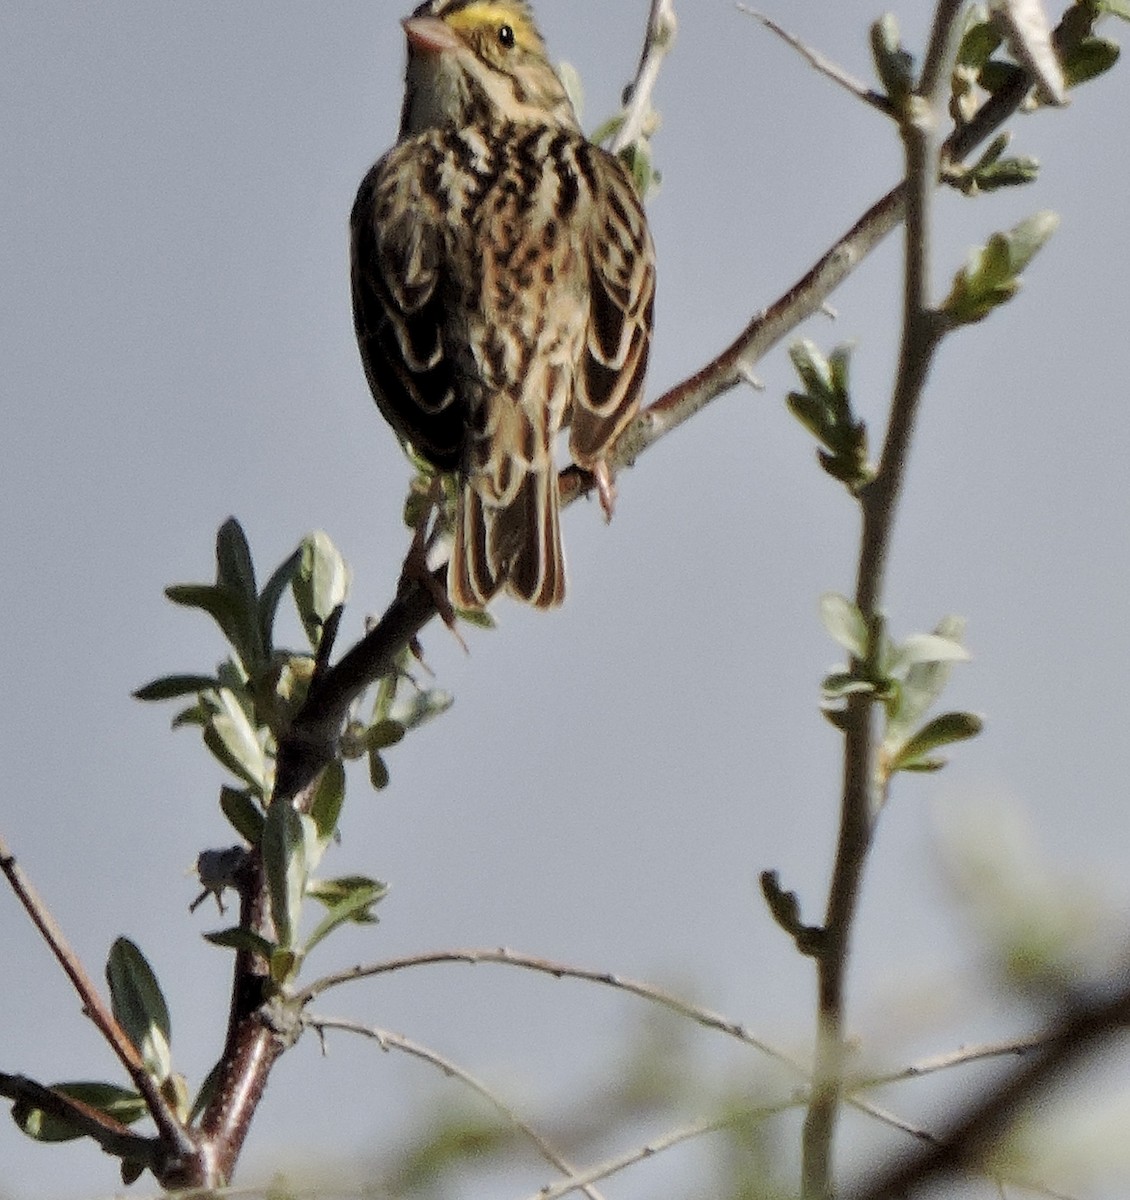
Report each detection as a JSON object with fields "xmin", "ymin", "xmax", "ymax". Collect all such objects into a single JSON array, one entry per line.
[{"xmin": 444, "ymin": 3, "xmax": 541, "ymax": 51}]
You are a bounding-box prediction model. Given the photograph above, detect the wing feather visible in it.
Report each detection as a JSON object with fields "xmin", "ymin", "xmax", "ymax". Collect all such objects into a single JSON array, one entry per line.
[
  {"xmin": 569, "ymin": 147, "xmax": 656, "ymax": 467},
  {"xmin": 350, "ymin": 140, "xmax": 468, "ymax": 470}
]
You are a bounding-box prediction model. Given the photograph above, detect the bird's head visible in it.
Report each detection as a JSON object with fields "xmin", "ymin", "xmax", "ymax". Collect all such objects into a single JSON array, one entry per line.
[{"xmin": 398, "ymin": 0, "xmax": 580, "ymax": 136}]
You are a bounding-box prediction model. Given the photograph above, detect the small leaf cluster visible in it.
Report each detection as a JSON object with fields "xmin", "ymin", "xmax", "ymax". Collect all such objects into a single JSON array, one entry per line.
[
  {"xmin": 871, "ymin": 13, "xmax": 917, "ymax": 109},
  {"xmin": 946, "ymin": 131, "xmax": 1040, "ymax": 195},
  {"xmin": 954, "ymin": 0, "xmax": 1124, "ymax": 115},
  {"xmin": 134, "ymin": 519, "xmax": 450, "ymax": 987},
  {"xmin": 941, "ymin": 210, "xmax": 1059, "ymax": 324},
  {"xmin": 343, "ymin": 664, "xmax": 453, "ymax": 791},
  {"xmin": 134, "ymin": 518, "xmax": 338, "ymax": 798},
  {"xmin": 207, "ymin": 762, "xmax": 389, "ymax": 988},
  {"xmin": 820, "ymin": 595, "xmax": 983, "ymax": 784},
  {"xmin": 786, "ymin": 341, "xmax": 873, "ymax": 492},
  {"xmin": 12, "ymin": 938, "xmax": 189, "ymax": 1183}
]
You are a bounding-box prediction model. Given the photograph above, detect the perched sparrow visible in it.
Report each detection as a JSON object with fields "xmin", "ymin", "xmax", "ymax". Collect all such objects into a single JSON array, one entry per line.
[{"xmin": 351, "ymin": 0, "xmax": 656, "ymax": 608}]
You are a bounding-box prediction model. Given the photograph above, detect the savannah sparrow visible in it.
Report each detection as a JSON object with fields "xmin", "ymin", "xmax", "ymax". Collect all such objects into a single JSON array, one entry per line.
[{"xmin": 351, "ymin": 0, "xmax": 656, "ymax": 608}]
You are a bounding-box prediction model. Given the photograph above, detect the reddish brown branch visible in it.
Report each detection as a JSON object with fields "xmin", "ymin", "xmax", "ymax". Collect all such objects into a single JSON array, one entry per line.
[{"xmin": 0, "ymin": 833, "xmax": 195, "ymax": 1168}]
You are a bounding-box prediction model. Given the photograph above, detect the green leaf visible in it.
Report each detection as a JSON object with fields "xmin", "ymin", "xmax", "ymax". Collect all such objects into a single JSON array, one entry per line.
[
  {"xmin": 262, "ymin": 798, "xmax": 307, "ymax": 951},
  {"xmin": 786, "ymin": 392, "xmax": 826, "ymax": 442},
  {"xmin": 821, "ymin": 672, "xmax": 876, "ymax": 699},
  {"xmin": 978, "ymin": 59, "xmax": 1026, "ymax": 93},
  {"xmin": 889, "ymin": 711, "xmax": 984, "ymax": 773},
  {"xmin": 391, "ymin": 688, "xmax": 454, "ymax": 732},
  {"xmin": 269, "ymin": 947, "xmax": 300, "ymax": 987},
  {"xmin": 365, "ymin": 720, "xmax": 406, "ymax": 752},
  {"xmin": 293, "ymin": 531, "xmax": 351, "ymax": 649},
  {"xmin": 308, "ymin": 761, "xmax": 346, "ymax": 866},
  {"xmin": 885, "ymin": 616, "xmax": 967, "ymax": 742},
  {"xmin": 369, "ymin": 750, "xmax": 391, "ymax": 791},
  {"xmin": 787, "ymin": 341, "xmax": 871, "ymax": 489},
  {"xmin": 204, "ymin": 687, "xmax": 268, "ymax": 793},
  {"xmin": 942, "ymin": 211, "xmax": 1060, "ymax": 324},
  {"xmin": 871, "ymin": 13, "xmax": 915, "ymax": 104},
  {"xmin": 220, "ymin": 787, "xmax": 264, "ymax": 844},
  {"xmin": 165, "ymin": 584, "xmax": 245, "ymax": 646},
  {"xmin": 216, "ymin": 518, "xmax": 258, "ymax": 615},
  {"xmin": 171, "ymin": 700, "xmax": 208, "ymax": 729},
  {"xmin": 105, "ymin": 938, "xmax": 172, "ymax": 1084},
  {"xmin": 303, "ymin": 879, "xmax": 388, "ymax": 957},
  {"xmin": 307, "ymin": 874, "xmax": 389, "ymax": 909},
  {"xmin": 820, "ymin": 593, "xmax": 869, "ymax": 660},
  {"xmin": 12, "ymin": 1081, "xmax": 148, "ymax": 1143},
  {"xmin": 968, "ymin": 155, "xmax": 1041, "ymax": 192},
  {"xmin": 891, "ymin": 633, "xmax": 971, "ymax": 670},
  {"xmin": 1061, "ymin": 35, "xmax": 1120, "ymax": 85},
  {"xmin": 789, "ymin": 340, "xmax": 833, "ymax": 399},
  {"xmin": 189, "ymin": 1060, "xmax": 223, "ymax": 1124},
  {"xmin": 821, "ymin": 705, "xmax": 851, "ymax": 732},
  {"xmin": 257, "ymin": 547, "xmax": 303, "ymax": 656},
  {"xmin": 203, "ymin": 927, "xmax": 277, "ymax": 959},
  {"xmin": 454, "ymin": 606, "xmax": 497, "ymax": 629},
  {"xmin": 1098, "ymin": 0, "xmax": 1130, "ymax": 19},
  {"xmin": 133, "ymin": 674, "xmax": 220, "ymax": 702},
  {"xmin": 168, "ymin": 526, "xmax": 265, "ymax": 673},
  {"xmin": 621, "ymin": 139, "xmax": 658, "ymax": 200},
  {"xmin": 957, "ymin": 18, "xmax": 1003, "ymax": 68}
]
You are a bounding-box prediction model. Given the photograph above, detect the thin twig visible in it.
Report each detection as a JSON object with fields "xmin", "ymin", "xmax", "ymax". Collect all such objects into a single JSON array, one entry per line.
[
  {"xmin": 305, "ymin": 1013, "xmax": 607, "ymax": 1200},
  {"xmin": 294, "ymin": 946, "xmax": 998, "ymax": 1148},
  {"xmin": 861, "ymin": 1035, "xmax": 1042, "ymax": 1086},
  {"xmin": 0, "ymin": 831, "xmax": 196, "ymax": 1167},
  {"xmin": 610, "ymin": 0, "xmax": 677, "ymax": 156},
  {"xmin": 524, "ymin": 1108, "xmax": 783, "ymax": 1200},
  {"xmin": 842, "ymin": 970, "xmax": 1130, "ymax": 1200},
  {"xmin": 297, "ymin": 947, "xmax": 788, "ymax": 1063},
  {"xmin": 736, "ymin": 6, "xmax": 897, "ymax": 116},
  {"xmin": 801, "ymin": 3, "xmax": 967, "ymax": 1198}
]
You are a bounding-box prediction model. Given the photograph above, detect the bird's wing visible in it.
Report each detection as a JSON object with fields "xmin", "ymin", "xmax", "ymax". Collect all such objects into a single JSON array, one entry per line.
[
  {"xmin": 568, "ymin": 146, "xmax": 656, "ymax": 469},
  {"xmin": 350, "ymin": 139, "xmax": 467, "ymax": 471}
]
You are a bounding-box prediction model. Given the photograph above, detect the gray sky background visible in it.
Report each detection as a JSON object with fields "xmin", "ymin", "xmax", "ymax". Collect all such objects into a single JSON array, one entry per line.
[{"xmin": 3, "ymin": 3, "xmax": 1130, "ymax": 1198}]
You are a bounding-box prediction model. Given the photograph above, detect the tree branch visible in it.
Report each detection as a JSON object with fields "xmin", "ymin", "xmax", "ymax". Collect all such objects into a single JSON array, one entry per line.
[
  {"xmin": 609, "ymin": 0, "xmax": 677, "ymax": 156},
  {"xmin": 736, "ymin": 7, "xmax": 897, "ymax": 116},
  {"xmin": 843, "ymin": 968, "xmax": 1130, "ymax": 1200},
  {"xmin": 0, "ymin": 832, "xmax": 196, "ymax": 1172},
  {"xmin": 801, "ymin": 4, "xmax": 967, "ymax": 1197},
  {"xmin": 296, "ymin": 945, "xmax": 1043, "ymax": 1151},
  {"xmin": 305, "ymin": 1014, "xmax": 608, "ymax": 1200}
]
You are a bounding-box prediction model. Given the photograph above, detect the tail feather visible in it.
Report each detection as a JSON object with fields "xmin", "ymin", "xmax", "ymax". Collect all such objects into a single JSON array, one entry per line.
[{"xmin": 449, "ymin": 469, "xmax": 565, "ymax": 610}]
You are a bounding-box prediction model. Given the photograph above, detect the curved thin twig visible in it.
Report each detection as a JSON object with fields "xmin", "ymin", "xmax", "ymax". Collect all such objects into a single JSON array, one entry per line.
[
  {"xmin": 305, "ymin": 1013, "xmax": 607, "ymax": 1200},
  {"xmin": 296, "ymin": 946, "xmax": 1047, "ymax": 1149},
  {"xmin": 736, "ymin": 7, "xmax": 896, "ymax": 115}
]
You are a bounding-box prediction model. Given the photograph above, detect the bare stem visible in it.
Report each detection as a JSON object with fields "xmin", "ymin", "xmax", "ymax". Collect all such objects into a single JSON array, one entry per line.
[
  {"xmin": 800, "ymin": 4, "xmax": 966, "ymax": 1198},
  {"xmin": 297, "ymin": 945, "xmax": 1038, "ymax": 1148},
  {"xmin": 843, "ymin": 969, "xmax": 1130, "ymax": 1200},
  {"xmin": 306, "ymin": 1014, "xmax": 607, "ymax": 1200},
  {"xmin": 0, "ymin": 832, "xmax": 196, "ymax": 1170},
  {"xmin": 610, "ymin": 0, "xmax": 677, "ymax": 156},
  {"xmin": 736, "ymin": 7, "xmax": 896, "ymax": 116}
]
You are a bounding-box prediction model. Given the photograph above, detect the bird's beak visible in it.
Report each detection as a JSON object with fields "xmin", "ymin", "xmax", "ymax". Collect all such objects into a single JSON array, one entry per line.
[{"xmin": 402, "ymin": 15, "xmax": 462, "ymax": 55}]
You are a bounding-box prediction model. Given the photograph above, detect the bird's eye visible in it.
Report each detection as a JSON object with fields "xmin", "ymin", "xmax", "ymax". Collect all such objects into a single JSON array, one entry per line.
[{"xmin": 498, "ymin": 23, "xmax": 515, "ymax": 48}]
